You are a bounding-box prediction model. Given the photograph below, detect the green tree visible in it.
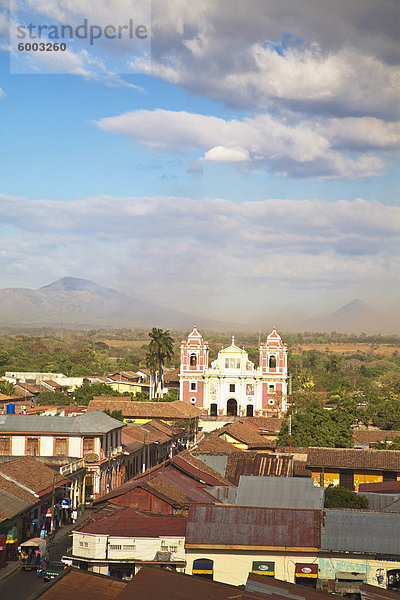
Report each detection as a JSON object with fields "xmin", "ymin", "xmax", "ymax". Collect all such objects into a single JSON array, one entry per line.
[
  {"xmin": 277, "ymin": 401, "xmax": 353, "ymax": 448},
  {"xmin": 133, "ymin": 390, "xmax": 150, "ymax": 401},
  {"xmin": 37, "ymin": 391, "xmax": 70, "ymax": 405},
  {"xmin": 146, "ymin": 328, "xmax": 174, "ymax": 399},
  {"xmin": 0, "ymin": 380, "xmax": 15, "ymax": 396},
  {"xmin": 324, "ymin": 485, "xmax": 369, "ymax": 509},
  {"xmin": 73, "ymin": 381, "xmax": 130, "ymax": 406},
  {"xmin": 103, "ymin": 409, "xmax": 124, "ymax": 421},
  {"xmin": 373, "ymin": 436, "xmax": 400, "ymax": 450}
]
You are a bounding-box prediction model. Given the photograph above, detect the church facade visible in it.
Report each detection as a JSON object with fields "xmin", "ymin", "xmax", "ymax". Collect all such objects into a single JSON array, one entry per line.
[{"xmin": 179, "ymin": 326, "xmax": 288, "ymax": 417}]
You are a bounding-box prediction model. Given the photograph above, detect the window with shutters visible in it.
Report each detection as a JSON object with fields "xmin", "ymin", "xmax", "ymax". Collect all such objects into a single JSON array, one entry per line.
[
  {"xmin": 54, "ymin": 437, "xmax": 68, "ymax": 456},
  {"xmin": 0, "ymin": 437, "xmax": 11, "ymax": 455},
  {"xmin": 83, "ymin": 437, "xmax": 95, "ymax": 454},
  {"xmin": 26, "ymin": 437, "xmax": 39, "ymax": 456}
]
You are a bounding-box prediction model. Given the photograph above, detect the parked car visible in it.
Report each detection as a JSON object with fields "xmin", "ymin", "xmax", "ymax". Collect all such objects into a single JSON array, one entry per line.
[{"xmin": 43, "ymin": 561, "xmax": 66, "ymax": 581}]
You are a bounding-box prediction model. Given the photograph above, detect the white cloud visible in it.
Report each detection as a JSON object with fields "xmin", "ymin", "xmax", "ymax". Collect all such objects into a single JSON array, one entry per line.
[
  {"xmin": 204, "ymin": 146, "xmax": 249, "ymax": 162},
  {"xmin": 147, "ymin": 0, "xmax": 400, "ymax": 120},
  {"xmin": 95, "ymin": 109, "xmax": 394, "ymax": 179},
  {"xmin": 0, "ymin": 88, "xmax": 4, "ymax": 98},
  {"xmin": 0, "ymin": 193, "xmax": 399, "ymax": 321}
]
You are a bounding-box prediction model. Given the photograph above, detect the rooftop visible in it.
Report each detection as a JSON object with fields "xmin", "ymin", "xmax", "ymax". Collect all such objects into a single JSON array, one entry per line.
[
  {"xmin": 0, "ymin": 456, "xmax": 65, "ymax": 496},
  {"xmin": 218, "ymin": 420, "xmax": 276, "ymax": 448},
  {"xmin": 88, "ymin": 399, "xmax": 201, "ymax": 419},
  {"xmin": 235, "ymin": 476, "xmax": 324, "ymax": 510},
  {"xmin": 321, "ymin": 509, "xmax": 400, "ymax": 555},
  {"xmin": 307, "ymin": 447, "xmax": 400, "ymax": 471},
  {"xmin": 79, "ymin": 507, "xmax": 187, "ymax": 537},
  {"xmin": 0, "ymin": 411, "xmax": 125, "ymax": 434},
  {"xmin": 34, "ymin": 568, "xmax": 126, "ymax": 600},
  {"xmin": 186, "ymin": 505, "xmax": 321, "ymax": 548},
  {"xmin": 225, "ymin": 452, "xmax": 293, "ymax": 485},
  {"xmin": 116, "ymin": 566, "xmax": 266, "ymax": 600}
]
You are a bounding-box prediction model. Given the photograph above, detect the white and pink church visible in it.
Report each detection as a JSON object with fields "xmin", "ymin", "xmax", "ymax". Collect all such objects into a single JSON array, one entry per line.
[{"xmin": 179, "ymin": 326, "xmax": 288, "ymax": 417}]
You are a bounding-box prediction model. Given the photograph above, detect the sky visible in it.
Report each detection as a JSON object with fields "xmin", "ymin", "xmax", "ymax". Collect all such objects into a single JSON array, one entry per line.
[{"xmin": 0, "ymin": 0, "xmax": 399, "ymax": 328}]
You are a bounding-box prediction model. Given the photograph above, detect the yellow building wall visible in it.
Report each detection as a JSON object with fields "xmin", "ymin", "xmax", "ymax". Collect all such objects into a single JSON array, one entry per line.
[
  {"xmin": 123, "ymin": 417, "xmax": 177, "ymax": 425},
  {"xmin": 221, "ymin": 433, "xmax": 248, "ymax": 450},
  {"xmin": 109, "ymin": 382, "xmax": 138, "ymax": 394},
  {"xmin": 311, "ymin": 470, "xmax": 340, "ymax": 487},
  {"xmin": 185, "ymin": 549, "xmax": 318, "ymax": 587},
  {"xmin": 311, "ymin": 469, "xmax": 386, "ymax": 491},
  {"xmin": 353, "ymin": 471, "xmax": 383, "ymax": 491}
]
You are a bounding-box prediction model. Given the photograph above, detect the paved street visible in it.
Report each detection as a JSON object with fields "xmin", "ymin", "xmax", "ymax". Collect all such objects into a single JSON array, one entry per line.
[{"xmin": 0, "ymin": 519, "xmax": 79, "ymax": 600}]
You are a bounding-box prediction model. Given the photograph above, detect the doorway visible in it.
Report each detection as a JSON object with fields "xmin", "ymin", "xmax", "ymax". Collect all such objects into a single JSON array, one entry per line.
[{"xmin": 227, "ymin": 398, "xmax": 237, "ymax": 416}]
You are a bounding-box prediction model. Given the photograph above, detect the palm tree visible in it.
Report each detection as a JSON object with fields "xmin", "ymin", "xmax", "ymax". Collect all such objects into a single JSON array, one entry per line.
[
  {"xmin": 145, "ymin": 346, "xmax": 158, "ymax": 400},
  {"xmin": 146, "ymin": 328, "xmax": 174, "ymax": 399}
]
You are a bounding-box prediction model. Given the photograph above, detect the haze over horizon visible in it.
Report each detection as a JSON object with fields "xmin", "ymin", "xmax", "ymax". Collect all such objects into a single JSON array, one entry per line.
[{"xmin": 0, "ymin": 1, "xmax": 399, "ymax": 328}]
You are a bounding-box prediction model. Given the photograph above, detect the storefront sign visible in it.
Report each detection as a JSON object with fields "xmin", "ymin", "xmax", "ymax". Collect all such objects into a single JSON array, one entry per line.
[
  {"xmin": 252, "ymin": 561, "xmax": 275, "ymax": 576},
  {"xmin": 295, "ymin": 563, "xmax": 318, "ymax": 578}
]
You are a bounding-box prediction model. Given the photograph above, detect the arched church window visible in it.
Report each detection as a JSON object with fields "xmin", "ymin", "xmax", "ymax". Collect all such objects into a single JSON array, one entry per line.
[
  {"xmin": 190, "ymin": 353, "xmax": 197, "ymax": 366},
  {"xmin": 269, "ymin": 355, "xmax": 276, "ymax": 368}
]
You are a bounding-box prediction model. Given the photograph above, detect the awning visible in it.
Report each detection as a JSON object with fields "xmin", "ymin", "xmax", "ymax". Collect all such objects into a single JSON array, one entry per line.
[
  {"xmin": 192, "ymin": 559, "xmax": 213, "ymax": 575},
  {"xmin": 252, "ymin": 561, "xmax": 275, "ymax": 576},
  {"xmin": 295, "ymin": 563, "xmax": 318, "ymax": 578}
]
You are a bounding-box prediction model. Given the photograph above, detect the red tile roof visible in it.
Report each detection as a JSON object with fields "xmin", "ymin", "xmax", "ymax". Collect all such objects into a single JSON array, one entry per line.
[
  {"xmin": 192, "ymin": 434, "xmax": 240, "ymax": 455},
  {"xmin": 218, "ymin": 420, "xmax": 276, "ymax": 448},
  {"xmin": 172, "ymin": 452, "xmax": 232, "ymax": 486},
  {"xmin": 353, "ymin": 430, "xmax": 400, "ymax": 445},
  {"xmin": 245, "ymin": 416, "xmax": 284, "ymax": 433},
  {"xmin": 88, "ymin": 399, "xmax": 201, "ymax": 419},
  {"xmin": 307, "ymin": 447, "xmax": 400, "ymax": 471},
  {"xmin": 80, "ymin": 507, "xmax": 187, "ymax": 537},
  {"xmin": 94, "ymin": 464, "xmax": 221, "ymax": 509},
  {"xmin": 0, "ymin": 456, "xmax": 65, "ymax": 496}
]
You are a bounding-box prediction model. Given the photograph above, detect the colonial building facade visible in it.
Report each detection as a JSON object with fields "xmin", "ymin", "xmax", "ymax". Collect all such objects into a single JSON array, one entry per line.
[{"xmin": 179, "ymin": 327, "xmax": 288, "ymax": 417}]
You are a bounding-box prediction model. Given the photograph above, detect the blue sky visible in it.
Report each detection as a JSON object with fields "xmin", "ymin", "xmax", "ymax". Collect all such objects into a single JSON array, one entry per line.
[{"xmin": 0, "ymin": 0, "xmax": 399, "ymax": 328}]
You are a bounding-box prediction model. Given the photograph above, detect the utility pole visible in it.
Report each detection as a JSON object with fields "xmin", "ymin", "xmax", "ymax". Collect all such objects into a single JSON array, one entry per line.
[
  {"xmin": 50, "ymin": 471, "xmax": 57, "ymax": 538},
  {"xmin": 288, "ymin": 374, "xmax": 292, "ymax": 454},
  {"xmin": 142, "ymin": 431, "xmax": 147, "ymax": 473}
]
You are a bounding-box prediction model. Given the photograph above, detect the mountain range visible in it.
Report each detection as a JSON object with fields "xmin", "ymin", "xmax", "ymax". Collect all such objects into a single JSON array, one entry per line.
[
  {"xmin": 0, "ymin": 277, "xmax": 227, "ymax": 329},
  {"xmin": 303, "ymin": 299, "xmax": 398, "ymax": 334},
  {"xmin": 0, "ymin": 278, "xmax": 396, "ymax": 333}
]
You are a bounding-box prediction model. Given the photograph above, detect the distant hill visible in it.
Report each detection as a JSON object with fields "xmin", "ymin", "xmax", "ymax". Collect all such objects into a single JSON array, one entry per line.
[
  {"xmin": 0, "ymin": 277, "xmax": 238, "ymax": 329},
  {"xmin": 304, "ymin": 299, "xmax": 397, "ymax": 334}
]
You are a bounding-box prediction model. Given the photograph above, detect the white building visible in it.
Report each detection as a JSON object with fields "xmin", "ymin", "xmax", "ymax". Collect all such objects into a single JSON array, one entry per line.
[
  {"xmin": 70, "ymin": 507, "xmax": 187, "ymax": 579},
  {"xmin": 180, "ymin": 327, "xmax": 288, "ymax": 417},
  {"xmin": 0, "ymin": 411, "xmax": 125, "ymax": 503}
]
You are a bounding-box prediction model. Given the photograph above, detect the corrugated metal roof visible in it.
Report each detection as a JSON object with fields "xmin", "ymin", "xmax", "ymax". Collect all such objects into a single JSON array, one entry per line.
[
  {"xmin": 236, "ymin": 476, "xmax": 324, "ymax": 510},
  {"xmin": 186, "ymin": 505, "xmax": 320, "ymax": 547},
  {"xmin": 246, "ymin": 573, "xmax": 327, "ymax": 600},
  {"xmin": 0, "ymin": 488, "xmax": 30, "ymax": 520},
  {"xmin": 321, "ymin": 509, "xmax": 400, "ymax": 554},
  {"xmin": 80, "ymin": 507, "xmax": 187, "ymax": 537},
  {"xmin": 226, "ymin": 452, "xmax": 293, "ymax": 485},
  {"xmin": 359, "ymin": 492, "xmax": 400, "ymax": 512},
  {"xmin": 193, "ymin": 454, "xmax": 228, "ymax": 477},
  {"xmin": 0, "ymin": 411, "xmax": 124, "ymax": 434}
]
